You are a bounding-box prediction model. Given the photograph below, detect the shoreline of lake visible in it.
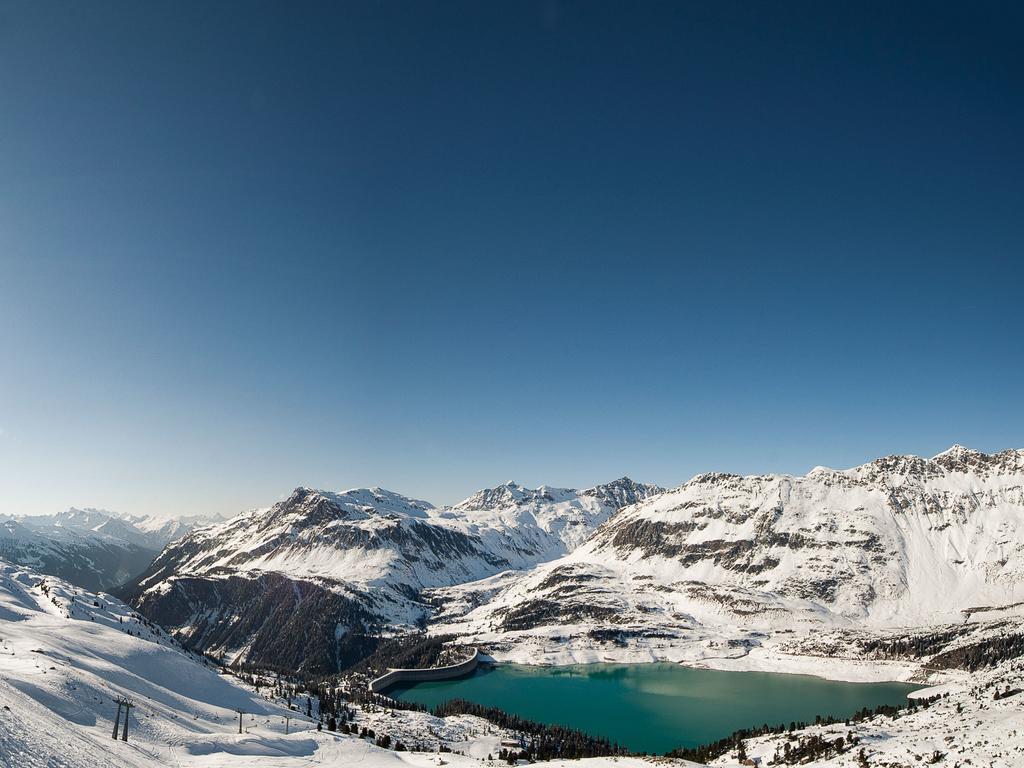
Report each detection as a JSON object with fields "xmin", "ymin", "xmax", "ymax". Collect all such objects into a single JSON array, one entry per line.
[{"xmin": 390, "ymin": 661, "xmax": 924, "ymax": 753}]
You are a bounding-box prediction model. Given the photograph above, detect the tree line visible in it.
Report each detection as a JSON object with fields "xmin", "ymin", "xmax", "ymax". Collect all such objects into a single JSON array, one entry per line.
[
  {"xmin": 431, "ymin": 698, "xmax": 626, "ymax": 761},
  {"xmin": 860, "ymin": 627, "xmax": 1024, "ymax": 671},
  {"xmin": 666, "ymin": 693, "xmax": 945, "ymax": 764},
  {"xmin": 342, "ymin": 632, "xmax": 464, "ymax": 678}
]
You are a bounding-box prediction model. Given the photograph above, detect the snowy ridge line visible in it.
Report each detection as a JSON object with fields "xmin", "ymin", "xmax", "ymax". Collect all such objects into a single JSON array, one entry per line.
[{"xmin": 368, "ymin": 647, "xmax": 481, "ymax": 693}]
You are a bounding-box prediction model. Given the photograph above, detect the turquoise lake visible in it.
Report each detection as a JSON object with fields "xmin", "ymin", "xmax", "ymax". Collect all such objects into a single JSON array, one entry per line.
[{"xmin": 390, "ymin": 663, "xmax": 921, "ymax": 753}]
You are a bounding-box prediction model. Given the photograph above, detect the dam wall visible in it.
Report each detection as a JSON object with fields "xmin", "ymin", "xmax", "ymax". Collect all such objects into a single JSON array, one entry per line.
[{"xmin": 368, "ymin": 647, "xmax": 480, "ymax": 693}]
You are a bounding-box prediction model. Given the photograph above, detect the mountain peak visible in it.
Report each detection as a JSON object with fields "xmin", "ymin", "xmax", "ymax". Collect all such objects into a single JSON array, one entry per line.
[
  {"xmin": 932, "ymin": 444, "xmax": 980, "ymax": 461},
  {"xmin": 452, "ymin": 481, "xmax": 541, "ymax": 510},
  {"xmin": 579, "ymin": 477, "xmax": 664, "ymax": 510},
  {"xmin": 272, "ymin": 486, "xmax": 434, "ymax": 526}
]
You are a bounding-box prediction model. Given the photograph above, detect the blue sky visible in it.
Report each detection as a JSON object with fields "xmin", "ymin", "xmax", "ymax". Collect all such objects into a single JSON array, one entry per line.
[{"xmin": 2, "ymin": 2, "xmax": 1022, "ymax": 518}]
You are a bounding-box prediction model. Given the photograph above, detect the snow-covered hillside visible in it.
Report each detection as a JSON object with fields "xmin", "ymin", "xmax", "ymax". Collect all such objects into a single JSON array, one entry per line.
[
  {"xmin": 0, "ymin": 561, "xmax": 288, "ymax": 766},
  {"xmin": 435, "ymin": 446, "xmax": 1024, "ymax": 653},
  {"xmin": 0, "ymin": 562, "xmax": 686, "ymax": 768},
  {"xmin": 125, "ymin": 479, "xmax": 660, "ymax": 672}
]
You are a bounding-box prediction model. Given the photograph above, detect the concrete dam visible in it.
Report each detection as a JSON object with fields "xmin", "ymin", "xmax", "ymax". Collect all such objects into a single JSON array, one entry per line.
[{"xmin": 368, "ymin": 647, "xmax": 481, "ymax": 693}]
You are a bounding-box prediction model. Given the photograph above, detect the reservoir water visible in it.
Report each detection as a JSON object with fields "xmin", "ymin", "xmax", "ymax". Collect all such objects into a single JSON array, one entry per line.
[{"xmin": 390, "ymin": 663, "xmax": 921, "ymax": 753}]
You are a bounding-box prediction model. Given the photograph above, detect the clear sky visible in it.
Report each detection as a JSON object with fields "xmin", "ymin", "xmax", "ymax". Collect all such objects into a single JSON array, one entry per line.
[{"xmin": 2, "ymin": 2, "xmax": 1022, "ymax": 518}]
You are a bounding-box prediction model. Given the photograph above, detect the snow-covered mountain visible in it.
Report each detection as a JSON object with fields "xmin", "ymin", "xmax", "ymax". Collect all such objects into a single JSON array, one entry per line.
[
  {"xmin": 434, "ymin": 446, "xmax": 1024, "ymax": 651},
  {"xmin": 124, "ymin": 479, "xmax": 662, "ymax": 672},
  {"xmin": 452, "ymin": 477, "xmax": 661, "ymax": 555},
  {"xmin": 124, "ymin": 446, "xmax": 1024, "ymax": 675},
  {"xmin": 0, "ymin": 516, "xmax": 159, "ymax": 592},
  {"xmin": 15, "ymin": 506, "xmax": 225, "ymax": 550},
  {"xmin": 0, "ymin": 507, "xmax": 226, "ymax": 591}
]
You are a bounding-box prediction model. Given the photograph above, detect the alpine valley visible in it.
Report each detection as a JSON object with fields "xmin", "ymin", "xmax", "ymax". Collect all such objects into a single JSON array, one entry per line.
[
  {"xmin": 4, "ymin": 446, "xmax": 1024, "ymax": 767},
  {"xmin": 0, "ymin": 507, "xmax": 225, "ymax": 592}
]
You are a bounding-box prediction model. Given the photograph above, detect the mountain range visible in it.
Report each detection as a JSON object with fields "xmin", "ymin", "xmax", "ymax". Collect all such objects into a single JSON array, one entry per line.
[
  {"xmin": 124, "ymin": 478, "xmax": 662, "ymax": 672},
  {"xmin": 433, "ymin": 445, "xmax": 1024, "ymax": 661},
  {"xmin": 0, "ymin": 507, "xmax": 226, "ymax": 591},
  {"xmin": 115, "ymin": 446, "xmax": 1024, "ymax": 675}
]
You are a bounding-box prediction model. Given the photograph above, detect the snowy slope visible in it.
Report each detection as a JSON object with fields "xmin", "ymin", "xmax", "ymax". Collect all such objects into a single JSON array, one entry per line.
[{"xmin": 0, "ymin": 561, "xmax": 292, "ymax": 767}]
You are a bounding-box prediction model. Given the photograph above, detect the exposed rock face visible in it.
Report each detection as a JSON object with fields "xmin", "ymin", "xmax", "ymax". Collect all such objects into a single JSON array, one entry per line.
[
  {"xmin": 129, "ymin": 572, "xmax": 376, "ymax": 674},
  {"xmin": 580, "ymin": 477, "xmax": 665, "ymax": 512}
]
